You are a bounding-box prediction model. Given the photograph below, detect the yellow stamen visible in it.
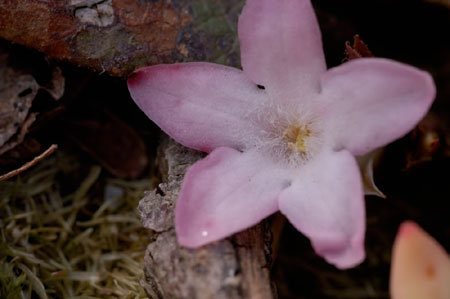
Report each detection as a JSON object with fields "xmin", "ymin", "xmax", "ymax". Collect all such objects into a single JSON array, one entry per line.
[{"xmin": 283, "ymin": 124, "xmax": 311, "ymax": 154}]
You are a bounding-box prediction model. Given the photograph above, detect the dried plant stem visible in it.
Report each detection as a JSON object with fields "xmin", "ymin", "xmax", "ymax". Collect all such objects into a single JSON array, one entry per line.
[{"xmin": 0, "ymin": 144, "xmax": 58, "ymax": 182}]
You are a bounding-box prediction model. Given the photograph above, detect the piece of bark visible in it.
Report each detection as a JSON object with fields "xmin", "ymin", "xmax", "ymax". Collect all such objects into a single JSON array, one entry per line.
[
  {"xmin": 139, "ymin": 136, "xmax": 275, "ymax": 299},
  {"xmin": 0, "ymin": 0, "xmax": 244, "ymax": 77}
]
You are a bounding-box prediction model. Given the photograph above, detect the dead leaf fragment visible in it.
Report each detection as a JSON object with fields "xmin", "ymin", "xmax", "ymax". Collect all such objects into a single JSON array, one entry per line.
[
  {"xmin": 356, "ymin": 148, "xmax": 386, "ymax": 198},
  {"xmin": 345, "ymin": 34, "xmax": 374, "ymax": 61},
  {"xmin": 404, "ymin": 113, "xmax": 442, "ymax": 170},
  {"xmin": 0, "ymin": 113, "xmax": 38, "ymax": 156},
  {"xmin": 0, "ymin": 53, "xmax": 39, "ymax": 147},
  {"xmin": 0, "ymin": 47, "xmax": 65, "ymax": 156},
  {"xmin": 41, "ymin": 67, "xmax": 65, "ymax": 100},
  {"xmin": 64, "ymin": 108, "xmax": 148, "ymax": 179}
]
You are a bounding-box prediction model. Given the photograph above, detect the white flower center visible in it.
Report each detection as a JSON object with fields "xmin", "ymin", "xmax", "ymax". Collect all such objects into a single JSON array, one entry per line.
[
  {"xmin": 246, "ymin": 101, "xmax": 323, "ymax": 166},
  {"xmin": 283, "ymin": 123, "xmax": 312, "ymax": 155}
]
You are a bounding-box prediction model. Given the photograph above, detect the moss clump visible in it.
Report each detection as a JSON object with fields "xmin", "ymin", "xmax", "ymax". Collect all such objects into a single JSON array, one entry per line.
[{"xmin": 0, "ymin": 151, "xmax": 153, "ymax": 298}]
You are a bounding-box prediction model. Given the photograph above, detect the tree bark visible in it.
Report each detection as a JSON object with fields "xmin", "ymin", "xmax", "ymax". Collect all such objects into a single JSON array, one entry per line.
[
  {"xmin": 0, "ymin": 0, "xmax": 244, "ymax": 77},
  {"xmin": 139, "ymin": 136, "xmax": 275, "ymax": 299}
]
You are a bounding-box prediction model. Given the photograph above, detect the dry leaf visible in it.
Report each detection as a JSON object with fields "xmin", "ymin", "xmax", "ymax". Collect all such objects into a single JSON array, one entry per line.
[{"xmin": 356, "ymin": 148, "xmax": 386, "ymax": 198}]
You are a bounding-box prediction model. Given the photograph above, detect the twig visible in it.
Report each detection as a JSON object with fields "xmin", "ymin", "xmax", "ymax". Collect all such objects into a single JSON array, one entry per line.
[{"xmin": 0, "ymin": 144, "xmax": 58, "ymax": 181}]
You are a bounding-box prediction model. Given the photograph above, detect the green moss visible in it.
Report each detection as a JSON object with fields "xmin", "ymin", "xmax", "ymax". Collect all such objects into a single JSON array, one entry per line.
[
  {"xmin": 122, "ymin": 54, "xmax": 155, "ymax": 73},
  {"xmin": 185, "ymin": 0, "xmax": 245, "ymax": 66},
  {"xmin": 0, "ymin": 256, "xmax": 27, "ymax": 299},
  {"xmin": 0, "ymin": 151, "xmax": 153, "ymax": 298}
]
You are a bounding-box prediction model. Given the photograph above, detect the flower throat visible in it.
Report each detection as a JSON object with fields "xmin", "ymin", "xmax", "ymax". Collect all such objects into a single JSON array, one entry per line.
[{"xmin": 283, "ymin": 124, "xmax": 311, "ymax": 155}]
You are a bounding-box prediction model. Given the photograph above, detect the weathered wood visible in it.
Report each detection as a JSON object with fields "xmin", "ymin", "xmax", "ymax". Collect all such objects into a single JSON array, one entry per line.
[
  {"xmin": 139, "ymin": 136, "xmax": 275, "ymax": 299},
  {"xmin": 0, "ymin": 0, "xmax": 244, "ymax": 77}
]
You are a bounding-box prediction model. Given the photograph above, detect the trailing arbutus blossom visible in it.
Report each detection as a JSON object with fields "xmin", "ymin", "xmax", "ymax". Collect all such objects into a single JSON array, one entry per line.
[
  {"xmin": 128, "ymin": 0, "xmax": 435, "ymax": 268},
  {"xmin": 390, "ymin": 221, "xmax": 450, "ymax": 299}
]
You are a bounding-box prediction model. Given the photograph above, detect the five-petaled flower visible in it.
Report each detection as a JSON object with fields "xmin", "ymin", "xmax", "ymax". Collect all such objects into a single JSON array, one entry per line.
[{"xmin": 128, "ymin": 0, "xmax": 435, "ymax": 268}]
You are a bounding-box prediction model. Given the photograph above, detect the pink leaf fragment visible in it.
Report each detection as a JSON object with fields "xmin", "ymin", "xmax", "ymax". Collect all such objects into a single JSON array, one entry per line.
[{"xmin": 390, "ymin": 221, "xmax": 450, "ymax": 299}]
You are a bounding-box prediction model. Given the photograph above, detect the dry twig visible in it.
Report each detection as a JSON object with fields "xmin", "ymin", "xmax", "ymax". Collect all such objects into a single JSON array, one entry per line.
[{"xmin": 0, "ymin": 144, "xmax": 58, "ymax": 181}]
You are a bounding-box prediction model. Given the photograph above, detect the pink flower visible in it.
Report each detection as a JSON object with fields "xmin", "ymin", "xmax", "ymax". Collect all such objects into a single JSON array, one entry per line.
[
  {"xmin": 128, "ymin": 0, "xmax": 435, "ymax": 268},
  {"xmin": 390, "ymin": 221, "xmax": 450, "ymax": 299}
]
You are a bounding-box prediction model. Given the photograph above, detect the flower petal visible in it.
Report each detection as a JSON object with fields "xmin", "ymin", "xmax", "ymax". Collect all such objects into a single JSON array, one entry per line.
[
  {"xmin": 128, "ymin": 63, "xmax": 267, "ymax": 153},
  {"xmin": 278, "ymin": 150, "xmax": 365, "ymax": 269},
  {"xmin": 238, "ymin": 0, "xmax": 326, "ymax": 100},
  {"xmin": 320, "ymin": 58, "xmax": 435, "ymax": 155},
  {"xmin": 390, "ymin": 221, "xmax": 450, "ymax": 299},
  {"xmin": 176, "ymin": 147, "xmax": 291, "ymax": 248}
]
